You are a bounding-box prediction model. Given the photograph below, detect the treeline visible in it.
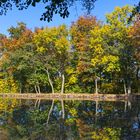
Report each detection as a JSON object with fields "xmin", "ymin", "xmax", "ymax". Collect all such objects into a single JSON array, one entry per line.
[{"xmin": 0, "ymin": 5, "xmax": 140, "ymax": 94}]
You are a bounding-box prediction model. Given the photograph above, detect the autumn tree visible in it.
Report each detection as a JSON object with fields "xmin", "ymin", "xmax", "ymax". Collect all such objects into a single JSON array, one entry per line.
[
  {"xmin": 89, "ymin": 24, "xmax": 120, "ymax": 94},
  {"xmin": 130, "ymin": 15, "xmax": 140, "ymax": 92},
  {"xmin": 0, "ymin": 22, "xmax": 34, "ymax": 93},
  {"xmin": 70, "ymin": 16, "xmax": 100, "ymax": 93},
  {"xmin": 33, "ymin": 25, "xmax": 70, "ymax": 93},
  {"xmin": 0, "ymin": 5, "xmax": 139, "ymax": 94}
]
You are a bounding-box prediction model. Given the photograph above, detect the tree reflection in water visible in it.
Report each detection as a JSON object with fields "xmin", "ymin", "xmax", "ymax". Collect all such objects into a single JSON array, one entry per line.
[{"xmin": 0, "ymin": 99, "xmax": 139, "ymax": 139}]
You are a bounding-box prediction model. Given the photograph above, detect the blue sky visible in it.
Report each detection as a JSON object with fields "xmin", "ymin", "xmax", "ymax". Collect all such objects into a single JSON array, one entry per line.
[{"xmin": 0, "ymin": 0, "xmax": 139, "ymax": 35}]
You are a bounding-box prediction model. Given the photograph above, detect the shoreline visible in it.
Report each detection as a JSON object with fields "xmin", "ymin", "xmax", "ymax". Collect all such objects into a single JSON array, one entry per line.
[{"xmin": 0, "ymin": 93, "xmax": 137, "ymax": 101}]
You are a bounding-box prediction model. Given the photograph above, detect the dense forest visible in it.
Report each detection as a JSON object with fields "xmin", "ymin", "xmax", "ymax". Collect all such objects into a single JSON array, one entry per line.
[{"xmin": 0, "ymin": 5, "xmax": 140, "ymax": 94}]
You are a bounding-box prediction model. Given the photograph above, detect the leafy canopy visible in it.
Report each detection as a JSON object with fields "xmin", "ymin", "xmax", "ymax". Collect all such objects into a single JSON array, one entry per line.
[{"xmin": 0, "ymin": 0, "xmax": 97, "ymax": 21}]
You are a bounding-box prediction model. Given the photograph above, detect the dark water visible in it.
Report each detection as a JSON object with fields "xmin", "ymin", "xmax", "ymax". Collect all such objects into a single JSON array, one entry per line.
[{"xmin": 0, "ymin": 99, "xmax": 140, "ymax": 140}]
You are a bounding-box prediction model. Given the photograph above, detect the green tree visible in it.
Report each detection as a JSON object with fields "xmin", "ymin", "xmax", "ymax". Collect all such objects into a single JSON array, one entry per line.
[
  {"xmin": 105, "ymin": 5, "xmax": 136, "ymax": 94},
  {"xmin": 89, "ymin": 24, "xmax": 120, "ymax": 94},
  {"xmin": 33, "ymin": 25, "xmax": 70, "ymax": 93}
]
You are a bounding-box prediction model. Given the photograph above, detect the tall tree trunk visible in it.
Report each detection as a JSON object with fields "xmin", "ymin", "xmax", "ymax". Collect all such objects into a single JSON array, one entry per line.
[
  {"xmin": 34, "ymin": 85, "xmax": 38, "ymax": 93},
  {"xmin": 37, "ymin": 84, "xmax": 41, "ymax": 94},
  {"xmin": 34, "ymin": 84, "xmax": 41, "ymax": 94},
  {"xmin": 34, "ymin": 70, "xmax": 41, "ymax": 94},
  {"xmin": 61, "ymin": 74, "xmax": 65, "ymax": 94},
  {"xmin": 123, "ymin": 80, "xmax": 127, "ymax": 95},
  {"xmin": 45, "ymin": 68, "xmax": 54, "ymax": 94},
  {"xmin": 95, "ymin": 79, "xmax": 98, "ymax": 94}
]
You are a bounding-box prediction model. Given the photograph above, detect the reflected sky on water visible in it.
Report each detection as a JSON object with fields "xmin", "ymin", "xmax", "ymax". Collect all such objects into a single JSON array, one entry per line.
[{"xmin": 0, "ymin": 99, "xmax": 140, "ymax": 140}]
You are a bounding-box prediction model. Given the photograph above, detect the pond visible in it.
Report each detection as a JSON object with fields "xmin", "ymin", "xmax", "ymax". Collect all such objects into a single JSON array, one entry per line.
[{"xmin": 0, "ymin": 98, "xmax": 140, "ymax": 140}]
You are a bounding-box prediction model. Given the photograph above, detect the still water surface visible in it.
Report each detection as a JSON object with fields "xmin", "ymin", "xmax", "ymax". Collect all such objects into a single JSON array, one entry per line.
[{"xmin": 0, "ymin": 99, "xmax": 140, "ymax": 140}]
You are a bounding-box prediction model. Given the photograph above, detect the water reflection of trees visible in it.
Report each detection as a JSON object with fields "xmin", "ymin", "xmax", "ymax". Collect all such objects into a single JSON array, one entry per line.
[{"xmin": 0, "ymin": 99, "xmax": 140, "ymax": 139}]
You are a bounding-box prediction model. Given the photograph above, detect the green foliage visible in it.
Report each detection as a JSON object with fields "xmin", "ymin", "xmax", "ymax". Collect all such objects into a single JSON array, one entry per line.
[
  {"xmin": 91, "ymin": 127, "xmax": 121, "ymax": 140},
  {"xmin": 0, "ymin": 76, "xmax": 18, "ymax": 93},
  {"xmin": 0, "ymin": 5, "xmax": 139, "ymax": 94}
]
